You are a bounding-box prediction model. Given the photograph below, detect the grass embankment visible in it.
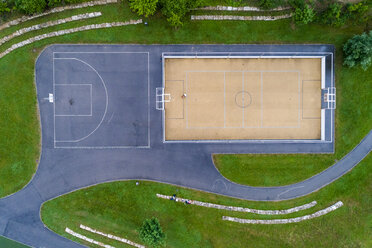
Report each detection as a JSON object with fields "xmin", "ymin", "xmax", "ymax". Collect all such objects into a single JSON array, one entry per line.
[
  {"xmin": 0, "ymin": 1, "xmax": 371, "ymax": 197},
  {"xmin": 41, "ymin": 154, "xmax": 371, "ymax": 248}
]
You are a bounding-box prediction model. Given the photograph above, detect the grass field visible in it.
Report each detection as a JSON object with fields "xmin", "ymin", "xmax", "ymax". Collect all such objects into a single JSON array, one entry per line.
[
  {"xmin": 41, "ymin": 154, "xmax": 371, "ymax": 248},
  {"xmin": 0, "ymin": 1, "xmax": 371, "ymax": 195},
  {"xmin": 0, "ymin": 236, "xmax": 29, "ymax": 248}
]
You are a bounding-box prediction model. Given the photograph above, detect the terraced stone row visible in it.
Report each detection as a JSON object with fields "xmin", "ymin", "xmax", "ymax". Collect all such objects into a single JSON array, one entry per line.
[
  {"xmin": 80, "ymin": 224, "xmax": 145, "ymax": 248},
  {"xmin": 156, "ymin": 193, "xmax": 317, "ymax": 215},
  {"xmin": 196, "ymin": 5, "xmax": 291, "ymax": 11},
  {"xmin": 223, "ymin": 201, "xmax": 344, "ymax": 224},
  {"xmin": 0, "ymin": 19, "xmax": 143, "ymax": 59},
  {"xmin": 65, "ymin": 227, "xmax": 114, "ymax": 248},
  {"xmin": 0, "ymin": 0, "xmax": 117, "ymax": 31},
  {"xmin": 0, "ymin": 12, "xmax": 102, "ymax": 46},
  {"xmin": 191, "ymin": 14, "xmax": 292, "ymax": 21}
]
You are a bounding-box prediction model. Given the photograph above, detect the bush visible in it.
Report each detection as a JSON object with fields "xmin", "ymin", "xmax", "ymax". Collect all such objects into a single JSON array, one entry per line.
[
  {"xmin": 345, "ymin": 1, "xmax": 369, "ymax": 25},
  {"xmin": 129, "ymin": 0, "xmax": 158, "ymax": 17},
  {"xmin": 139, "ymin": 217, "xmax": 166, "ymax": 247},
  {"xmin": 343, "ymin": 31, "xmax": 372, "ymax": 71},
  {"xmin": 159, "ymin": 0, "xmax": 203, "ymax": 27},
  {"xmin": 293, "ymin": 4, "xmax": 315, "ymax": 24},
  {"xmin": 321, "ymin": 3, "xmax": 345, "ymax": 27},
  {"xmin": 258, "ymin": 0, "xmax": 284, "ymax": 10},
  {"xmin": 15, "ymin": 0, "xmax": 47, "ymax": 14},
  {"xmin": 0, "ymin": 1, "xmax": 10, "ymax": 15}
]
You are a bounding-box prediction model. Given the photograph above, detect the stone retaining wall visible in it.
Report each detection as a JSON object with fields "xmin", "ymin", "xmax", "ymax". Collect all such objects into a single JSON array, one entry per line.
[
  {"xmin": 0, "ymin": 0, "xmax": 117, "ymax": 31},
  {"xmin": 0, "ymin": 19, "xmax": 142, "ymax": 59},
  {"xmin": 196, "ymin": 5, "xmax": 291, "ymax": 11},
  {"xmin": 80, "ymin": 224, "xmax": 145, "ymax": 248},
  {"xmin": 222, "ymin": 201, "xmax": 343, "ymax": 224},
  {"xmin": 191, "ymin": 14, "xmax": 292, "ymax": 21},
  {"xmin": 65, "ymin": 227, "xmax": 115, "ymax": 248},
  {"xmin": 0, "ymin": 12, "xmax": 102, "ymax": 46},
  {"xmin": 156, "ymin": 194, "xmax": 317, "ymax": 215}
]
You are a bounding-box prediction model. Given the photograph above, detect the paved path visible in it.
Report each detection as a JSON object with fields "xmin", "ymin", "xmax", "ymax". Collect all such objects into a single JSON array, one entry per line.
[{"xmin": 0, "ymin": 45, "xmax": 370, "ymax": 248}]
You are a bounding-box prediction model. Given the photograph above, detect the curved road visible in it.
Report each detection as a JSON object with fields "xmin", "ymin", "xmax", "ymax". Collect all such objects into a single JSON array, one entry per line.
[{"xmin": 0, "ymin": 45, "xmax": 371, "ymax": 247}]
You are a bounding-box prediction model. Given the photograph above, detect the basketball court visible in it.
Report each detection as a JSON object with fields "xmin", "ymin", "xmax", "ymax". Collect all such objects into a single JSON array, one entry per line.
[{"xmin": 162, "ymin": 57, "xmax": 324, "ymax": 141}]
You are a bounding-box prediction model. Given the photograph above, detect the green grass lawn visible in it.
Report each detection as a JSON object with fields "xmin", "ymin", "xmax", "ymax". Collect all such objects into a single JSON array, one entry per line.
[
  {"xmin": 41, "ymin": 154, "xmax": 371, "ymax": 248},
  {"xmin": 0, "ymin": 1, "xmax": 371, "ymax": 196},
  {"xmin": 0, "ymin": 236, "xmax": 29, "ymax": 248}
]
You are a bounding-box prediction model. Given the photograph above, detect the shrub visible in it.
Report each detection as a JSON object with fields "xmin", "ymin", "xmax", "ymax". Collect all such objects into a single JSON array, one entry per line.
[
  {"xmin": 345, "ymin": 1, "xmax": 369, "ymax": 25},
  {"xmin": 321, "ymin": 3, "xmax": 345, "ymax": 27},
  {"xmin": 293, "ymin": 4, "xmax": 315, "ymax": 24},
  {"xmin": 129, "ymin": 0, "xmax": 158, "ymax": 17},
  {"xmin": 159, "ymin": 0, "xmax": 203, "ymax": 27},
  {"xmin": 288, "ymin": 0, "xmax": 305, "ymax": 9},
  {"xmin": 0, "ymin": 1, "xmax": 10, "ymax": 15},
  {"xmin": 15, "ymin": 0, "xmax": 47, "ymax": 14},
  {"xmin": 343, "ymin": 31, "xmax": 372, "ymax": 71},
  {"xmin": 139, "ymin": 217, "xmax": 166, "ymax": 247}
]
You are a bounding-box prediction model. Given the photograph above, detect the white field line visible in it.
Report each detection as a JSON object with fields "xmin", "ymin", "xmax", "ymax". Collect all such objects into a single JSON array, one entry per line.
[
  {"xmin": 156, "ymin": 194, "xmax": 317, "ymax": 215},
  {"xmin": 222, "ymin": 201, "xmax": 343, "ymax": 224},
  {"xmin": 195, "ymin": 5, "xmax": 291, "ymax": 12},
  {"xmin": 0, "ymin": 12, "xmax": 102, "ymax": 46},
  {"xmin": 0, "ymin": 19, "xmax": 143, "ymax": 59},
  {"xmin": 191, "ymin": 14, "xmax": 292, "ymax": 21},
  {"xmin": 65, "ymin": 227, "xmax": 115, "ymax": 248},
  {"xmin": 0, "ymin": 0, "xmax": 117, "ymax": 31},
  {"xmin": 80, "ymin": 224, "xmax": 145, "ymax": 248}
]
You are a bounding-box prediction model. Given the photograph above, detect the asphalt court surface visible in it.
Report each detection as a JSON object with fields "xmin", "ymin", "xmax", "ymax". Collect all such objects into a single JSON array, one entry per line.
[
  {"xmin": 164, "ymin": 58, "xmax": 321, "ymax": 140},
  {"xmin": 53, "ymin": 52, "xmax": 149, "ymax": 148}
]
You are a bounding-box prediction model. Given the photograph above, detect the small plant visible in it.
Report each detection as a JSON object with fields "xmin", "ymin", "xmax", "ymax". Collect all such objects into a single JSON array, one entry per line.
[
  {"xmin": 139, "ymin": 217, "xmax": 166, "ymax": 247},
  {"xmin": 293, "ymin": 4, "xmax": 315, "ymax": 25},
  {"xmin": 343, "ymin": 31, "xmax": 372, "ymax": 71},
  {"xmin": 129, "ymin": 0, "xmax": 159, "ymax": 17}
]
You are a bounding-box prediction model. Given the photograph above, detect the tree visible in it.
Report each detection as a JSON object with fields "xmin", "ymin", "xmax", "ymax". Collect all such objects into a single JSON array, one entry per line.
[
  {"xmin": 343, "ymin": 31, "xmax": 372, "ymax": 71},
  {"xmin": 15, "ymin": 0, "xmax": 47, "ymax": 14},
  {"xmin": 139, "ymin": 217, "xmax": 166, "ymax": 247},
  {"xmin": 293, "ymin": 4, "xmax": 315, "ymax": 25},
  {"xmin": 129, "ymin": 0, "xmax": 158, "ymax": 17},
  {"xmin": 345, "ymin": 1, "xmax": 369, "ymax": 25}
]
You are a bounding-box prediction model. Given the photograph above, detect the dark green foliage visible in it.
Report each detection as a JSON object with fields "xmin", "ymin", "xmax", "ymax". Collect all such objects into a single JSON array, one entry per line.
[
  {"xmin": 0, "ymin": 1, "xmax": 10, "ymax": 14},
  {"xmin": 258, "ymin": 0, "xmax": 285, "ymax": 10},
  {"xmin": 345, "ymin": 1, "xmax": 369, "ymax": 25},
  {"xmin": 15, "ymin": 0, "xmax": 47, "ymax": 14},
  {"xmin": 159, "ymin": 0, "xmax": 203, "ymax": 27},
  {"xmin": 288, "ymin": 0, "xmax": 305, "ymax": 8},
  {"xmin": 48, "ymin": 0, "xmax": 86, "ymax": 7},
  {"xmin": 343, "ymin": 31, "xmax": 372, "ymax": 71},
  {"xmin": 293, "ymin": 4, "xmax": 315, "ymax": 24},
  {"xmin": 129, "ymin": 0, "xmax": 158, "ymax": 17},
  {"xmin": 321, "ymin": 3, "xmax": 345, "ymax": 27},
  {"xmin": 139, "ymin": 217, "xmax": 166, "ymax": 247}
]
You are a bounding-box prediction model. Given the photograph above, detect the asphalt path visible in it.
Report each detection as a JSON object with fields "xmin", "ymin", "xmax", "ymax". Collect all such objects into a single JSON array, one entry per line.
[{"xmin": 0, "ymin": 45, "xmax": 370, "ymax": 248}]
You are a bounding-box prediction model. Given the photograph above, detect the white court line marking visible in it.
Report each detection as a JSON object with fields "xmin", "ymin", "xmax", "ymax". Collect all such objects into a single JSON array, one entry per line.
[
  {"xmin": 53, "ymin": 56, "xmax": 56, "ymax": 147},
  {"xmin": 53, "ymin": 52, "xmax": 151, "ymax": 148},
  {"xmin": 242, "ymin": 71, "xmax": 244, "ymax": 128},
  {"xmin": 224, "ymin": 71, "xmax": 226, "ymax": 128},
  {"xmin": 260, "ymin": 71, "xmax": 263, "ymax": 128},
  {"xmin": 54, "ymin": 57, "xmax": 108, "ymax": 143},
  {"xmin": 54, "ymin": 84, "xmax": 92, "ymax": 117}
]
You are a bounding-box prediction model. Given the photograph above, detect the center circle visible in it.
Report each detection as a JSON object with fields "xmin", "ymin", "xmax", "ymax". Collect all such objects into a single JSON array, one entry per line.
[{"xmin": 235, "ymin": 91, "xmax": 252, "ymax": 108}]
